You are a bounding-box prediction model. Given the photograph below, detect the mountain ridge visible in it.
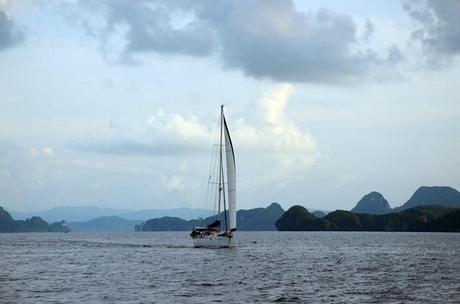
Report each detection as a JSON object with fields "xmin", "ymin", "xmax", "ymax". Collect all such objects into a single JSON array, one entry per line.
[
  {"xmin": 9, "ymin": 206, "xmax": 212, "ymax": 222},
  {"xmin": 276, "ymin": 205, "xmax": 460, "ymax": 232},
  {"xmin": 350, "ymin": 186, "xmax": 460, "ymax": 215},
  {"xmin": 138, "ymin": 203, "xmax": 285, "ymax": 231},
  {"xmin": 69, "ymin": 216, "xmax": 143, "ymax": 232},
  {"xmin": 394, "ymin": 186, "xmax": 460, "ymax": 211},
  {"xmin": 351, "ymin": 191, "xmax": 391, "ymax": 215},
  {"xmin": 0, "ymin": 206, "xmax": 70, "ymax": 233}
]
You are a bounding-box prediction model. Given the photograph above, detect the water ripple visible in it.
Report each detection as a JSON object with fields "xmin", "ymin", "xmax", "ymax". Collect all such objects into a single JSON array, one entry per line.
[{"xmin": 0, "ymin": 232, "xmax": 459, "ymax": 303}]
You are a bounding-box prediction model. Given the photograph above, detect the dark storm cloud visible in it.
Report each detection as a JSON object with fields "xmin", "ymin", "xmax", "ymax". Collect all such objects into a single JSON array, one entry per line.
[
  {"xmin": 82, "ymin": 0, "xmax": 399, "ymax": 83},
  {"xmin": 404, "ymin": 0, "xmax": 460, "ymax": 56},
  {"xmin": 68, "ymin": 139, "xmax": 206, "ymax": 157},
  {"xmin": 0, "ymin": 10, "xmax": 24, "ymax": 50}
]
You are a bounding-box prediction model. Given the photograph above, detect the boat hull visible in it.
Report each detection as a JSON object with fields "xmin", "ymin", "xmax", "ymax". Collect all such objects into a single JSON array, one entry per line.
[{"xmin": 192, "ymin": 235, "xmax": 235, "ymax": 248}]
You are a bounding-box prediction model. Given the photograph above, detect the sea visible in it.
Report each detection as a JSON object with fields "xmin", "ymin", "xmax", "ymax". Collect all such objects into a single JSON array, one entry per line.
[{"xmin": 1, "ymin": 232, "xmax": 459, "ymax": 303}]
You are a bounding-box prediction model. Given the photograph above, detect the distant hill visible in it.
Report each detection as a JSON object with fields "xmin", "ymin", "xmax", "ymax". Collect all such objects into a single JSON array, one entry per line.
[
  {"xmin": 274, "ymin": 206, "xmax": 330, "ymax": 231},
  {"xmin": 10, "ymin": 206, "xmax": 212, "ymax": 222},
  {"xmin": 394, "ymin": 186, "xmax": 460, "ymax": 212},
  {"xmin": 0, "ymin": 206, "xmax": 70, "ymax": 233},
  {"xmin": 313, "ymin": 211, "xmax": 326, "ymax": 218},
  {"xmin": 237, "ymin": 203, "xmax": 285, "ymax": 230},
  {"xmin": 69, "ymin": 216, "xmax": 142, "ymax": 232},
  {"xmin": 351, "ymin": 192, "xmax": 391, "ymax": 215},
  {"xmin": 137, "ymin": 217, "xmax": 199, "ymax": 231},
  {"xmin": 138, "ymin": 203, "xmax": 285, "ymax": 231},
  {"xmin": 349, "ymin": 186, "xmax": 460, "ymax": 215},
  {"xmin": 276, "ymin": 205, "xmax": 460, "ymax": 232}
]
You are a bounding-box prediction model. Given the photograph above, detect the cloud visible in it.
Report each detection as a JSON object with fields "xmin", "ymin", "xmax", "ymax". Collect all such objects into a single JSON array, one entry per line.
[
  {"xmin": 145, "ymin": 110, "xmax": 210, "ymax": 140},
  {"xmin": 78, "ymin": 0, "xmax": 215, "ymax": 62},
  {"xmin": 69, "ymin": 111, "xmax": 212, "ymax": 157},
  {"xmin": 403, "ymin": 0, "xmax": 460, "ymax": 59},
  {"xmin": 76, "ymin": 0, "xmax": 399, "ymax": 83},
  {"xmin": 70, "ymin": 139, "xmax": 207, "ymax": 157},
  {"xmin": 163, "ymin": 175, "xmax": 190, "ymax": 191},
  {"xmin": 363, "ymin": 19, "xmax": 374, "ymax": 41},
  {"xmin": 30, "ymin": 147, "xmax": 55, "ymax": 158},
  {"xmin": 41, "ymin": 147, "xmax": 55, "ymax": 157},
  {"xmin": 241, "ymin": 84, "xmax": 317, "ymax": 176},
  {"xmin": 0, "ymin": 140, "xmax": 18, "ymax": 155},
  {"xmin": 196, "ymin": 2, "xmax": 395, "ymax": 83},
  {"xmin": 0, "ymin": 144, "xmax": 59, "ymax": 202},
  {"xmin": 0, "ymin": 9, "xmax": 23, "ymax": 50},
  {"xmin": 69, "ymin": 84, "xmax": 318, "ymax": 183}
]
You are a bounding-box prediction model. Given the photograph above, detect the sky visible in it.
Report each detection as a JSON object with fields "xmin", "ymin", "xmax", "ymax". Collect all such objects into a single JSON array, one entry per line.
[{"xmin": 1, "ymin": 0, "xmax": 459, "ymax": 212}]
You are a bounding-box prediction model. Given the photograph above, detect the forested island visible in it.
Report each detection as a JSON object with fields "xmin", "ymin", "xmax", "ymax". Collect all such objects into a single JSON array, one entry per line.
[
  {"xmin": 136, "ymin": 202, "xmax": 285, "ymax": 231},
  {"xmin": 0, "ymin": 207, "xmax": 70, "ymax": 233},
  {"xmin": 275, "ymin": 205, "xmax": 460, "ymax": 232},
  {"xmin": 276, "ymin": 186, "xmax": 460, "ymax": 232}
]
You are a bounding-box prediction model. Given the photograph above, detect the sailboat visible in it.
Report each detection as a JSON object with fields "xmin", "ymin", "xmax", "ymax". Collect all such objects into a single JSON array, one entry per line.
[{"xmin": 190, "ymin": 105, "xmax": 236, "ymax": 248}]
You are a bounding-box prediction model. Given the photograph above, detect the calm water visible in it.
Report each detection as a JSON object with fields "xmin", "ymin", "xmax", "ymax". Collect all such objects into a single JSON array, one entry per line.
[{"xmin": 0, "ymin": 232, "xmax": 459, "ymax": 303}]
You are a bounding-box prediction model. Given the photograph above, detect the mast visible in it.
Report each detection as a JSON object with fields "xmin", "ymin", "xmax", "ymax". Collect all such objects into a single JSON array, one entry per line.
[{"xmin": 219, "ymin": 105, "xmax": 228, "ymax": 232}]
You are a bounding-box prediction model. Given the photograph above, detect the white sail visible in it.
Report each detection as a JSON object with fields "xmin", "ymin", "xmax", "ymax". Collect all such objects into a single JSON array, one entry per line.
[
  {"xmin": 223, "ymin": 115, "xmax": 236, "ymax": 231},
  {"xmin": 190, "ymin": 106, "xmax": 236, "ymax": 248}
]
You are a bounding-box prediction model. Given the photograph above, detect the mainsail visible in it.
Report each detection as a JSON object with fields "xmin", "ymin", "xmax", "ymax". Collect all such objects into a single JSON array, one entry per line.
[{"xmin": 223, "ymin": 115, "xmax": 236, "ymax": 231}]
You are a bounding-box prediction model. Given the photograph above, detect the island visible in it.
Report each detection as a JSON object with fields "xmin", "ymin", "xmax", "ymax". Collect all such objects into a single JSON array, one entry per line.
[
  {"xmin": 0, "ymin": 207, "xmax": 70, "ymax": 233},
  {"xmin": 276, "ymin": 205, "xmax": 460, "ymax": 232},
  {"xmin": 137, "ymin": 202, "xmax": 285, "ymax": 231}
]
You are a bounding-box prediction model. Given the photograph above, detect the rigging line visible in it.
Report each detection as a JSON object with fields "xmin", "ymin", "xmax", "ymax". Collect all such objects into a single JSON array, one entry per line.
[
  {"xmin": 208, "ymin": 145, "xmax": 218, "ymax": 216},
  {"xmin": 204, "ymin": 113, "xmax": 221, "ymax": 217},
  {"xmin": 208, "ymin": 108, "xmax": 219, "ymax": 222},
  {"xmin": 213, "ymin": 182, "xmax": 219, "ymax": 219},
  {"xmin": 203, "ymin": 142, "xmax": 213, "ymax": 216},
  {"xmin": 210, "ymin": 151, "xmax": 217, "ymax": 215}
]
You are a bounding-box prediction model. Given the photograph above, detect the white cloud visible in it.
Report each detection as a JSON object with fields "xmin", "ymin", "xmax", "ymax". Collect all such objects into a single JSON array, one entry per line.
[
  {"xmin": 263, "ymin": 84, "xmax": 294, "ymax": 125},
  {"xmin": 262, "ymin": 84, "xmax": 317, "ymax": 162},
  {"xmin": 69, "ymin": 84, "xmax": 318, "ymax": 188},
  {"xmin": 0, "ymin": 0, "xmax": 13, "ymax": 10},
  {"xmin": 163, "ymin": 175, "xmax": 189, "ymax": 191},
  {"xmin": 234, "ymin": 84, "xmax": 318, "ymax": 181},
  {"xmin": 42, "ymin": 147, "xmax": 55, "ymax": 156},
  {"xmin": 29, "ymin": 147, "xmax": 39, "ymax": 157},
  {"xmin": 145, "ymin": 110, "xmax": 211, "ymax": 142},
  {"xmin": 30, "ymin": 146, "xmax": 55, "ymax": 158}
]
